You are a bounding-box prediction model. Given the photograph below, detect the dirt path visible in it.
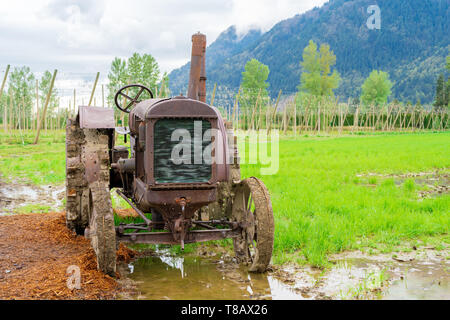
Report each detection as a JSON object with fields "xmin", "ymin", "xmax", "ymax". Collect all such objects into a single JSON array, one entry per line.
[{"xmin": 0, "ymin": 212, "xmax": 127, "ymax": 300}]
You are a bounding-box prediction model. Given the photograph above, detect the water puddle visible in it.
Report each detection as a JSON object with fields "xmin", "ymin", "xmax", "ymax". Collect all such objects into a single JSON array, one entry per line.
[
  {"xmin": 328, "ymin": 251, "xmax": 449, "ymax": 299},
  {"xmin": 124, "ymin": 248, "xmax": 449, "ymax": 300},
  {"xmin": 382, "ymin": 259, "xmax": 449, "ymax": 300},
  {"xmin": 356, "ymin": 170, "xmax": 449, "ymax": 199},
  {"xmin": 125, "ymin": 249, "xmax": 305, "ymax": 300},
  {"xmin": 0, "ymin": 181, "xmax": 65, "ymax": 215}
]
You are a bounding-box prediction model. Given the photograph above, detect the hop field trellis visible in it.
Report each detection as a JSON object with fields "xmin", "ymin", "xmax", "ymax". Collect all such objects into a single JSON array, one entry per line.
[
  {"xmin": 0, "ymin": 65, "xmax": 449, "ymax": 143},
  {"xmin": 207, "ymin": 86, "xmax": 449, "ymax": 134}
]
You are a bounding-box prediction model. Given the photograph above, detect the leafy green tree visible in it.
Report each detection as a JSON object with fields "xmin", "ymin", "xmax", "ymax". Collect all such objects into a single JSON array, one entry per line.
[
  {"xmin": 127, "ymin": 53, "xmax": 160, "ymax": 90},
  {"xmin": 433, "ymin": 73, "xmax": 448, "ymax": 110},
  {"xmin": 298, "ymin": 40, "xmax": 340, "ymax": 97},
  {"xmin": 107, "ymin": 53, "xmax": 161, "ymax": 108},
  {"xmin": 0, "ymin": 94, "xmax": 8, "ymax": 124},
  {"xmin": 446, "ymin": 55, "xmax": 450, "ymax": 108},
  {"xmin": 39, "ymin": 70, "xmax": 58, "ymax": 116},
  {"xmin": 159, "ymin": 72, "xmax": 170, "ymax": 98},
  {"xmin": 239, "ymin": 59, "xmax": 270, "ymax": 111},
  {"xmin": 8, "ymin": 66, "xmax": 35, "ymax": 124},
  {"xmin": 107, "ymin": 57, "xmax": 128, "ymax": 107},
  {"xmin": 360, "ymin": 70, "xmax": 393, "ymax": 107}
]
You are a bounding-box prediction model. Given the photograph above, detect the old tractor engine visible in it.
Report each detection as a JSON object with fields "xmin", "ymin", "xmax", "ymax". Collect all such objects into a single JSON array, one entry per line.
[{"xmin": 65, "ymin": 33, "xmax": 274, "ymax": 276}]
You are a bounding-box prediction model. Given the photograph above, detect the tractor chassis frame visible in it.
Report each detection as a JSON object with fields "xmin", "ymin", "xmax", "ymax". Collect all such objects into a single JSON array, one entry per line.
[{"xmin": 116, "ymin": 220, "xmax": 241, "ymax": 245}]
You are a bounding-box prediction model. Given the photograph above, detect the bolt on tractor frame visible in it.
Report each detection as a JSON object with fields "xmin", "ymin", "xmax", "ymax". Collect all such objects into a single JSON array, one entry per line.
[{"xmin": 65, "ymin": 33, "xmax": 274, "ymax": 276}]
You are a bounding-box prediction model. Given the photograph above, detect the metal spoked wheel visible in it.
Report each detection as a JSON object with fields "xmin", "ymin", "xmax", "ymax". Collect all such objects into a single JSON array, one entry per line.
[
  {"xmin": 85, "ymin": 180, "xmax": 117, "ymax": 276},
  {"xmin": 232, "ymin": 177, "xmax": 274, "ymax": 273}
]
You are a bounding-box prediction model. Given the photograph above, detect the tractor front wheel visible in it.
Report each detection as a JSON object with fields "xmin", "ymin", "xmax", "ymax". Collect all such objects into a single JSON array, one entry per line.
[{"xmin": 232, "ymin": 177, "xmax": 274, "ymax": 272}]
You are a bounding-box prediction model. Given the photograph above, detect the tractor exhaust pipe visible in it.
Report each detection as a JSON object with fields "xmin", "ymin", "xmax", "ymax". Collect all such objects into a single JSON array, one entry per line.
[{"xmin": 187, "ymin": 32, "xmax": 206, "ymax": 102}]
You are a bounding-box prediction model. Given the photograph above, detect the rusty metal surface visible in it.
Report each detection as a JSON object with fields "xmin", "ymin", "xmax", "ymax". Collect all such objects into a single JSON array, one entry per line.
[
  {"xmin": 199, "ymin": 34, "xmax": 207, "ymax": 103},
  {"xmin": 232, "ymin": 177, "xmax": 274, "ymax": 273},
  {"xmin": 116, "ymin": 189, "xmax": 151, "ymax": 226},
  {"xmin": 188, "ymin": 32, "xmax": 206, "ymax": 101},
  {"xmin": 79, "ymin": 106, "xmax": 115, "ymax": 129},
  {"xmin": 130, "ymin": 97, "xmax": 217, "ymax": 123},
  {"xmin": 72, "ymin": 33, "xmax": 247, "ymax": 252},
  {"xmin": 114, "ymin": 84, "xmax": 154, "ymax": 113},
  {"xmin": 83, "ymin": 151, "xmax": 100, "ymax": 184},
  {"xmin": 116, "ymin": 228, "xmax": 240, "ymax": 245},
  {"xmin": 64, "ymin": 32, "xmax": 276, "ymax": 274}
]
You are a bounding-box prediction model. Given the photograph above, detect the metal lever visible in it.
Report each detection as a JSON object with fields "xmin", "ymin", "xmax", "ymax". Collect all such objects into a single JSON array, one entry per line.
[{"xmin": 116, "ymin": 189, "xmax": 151, "ymax": 226}]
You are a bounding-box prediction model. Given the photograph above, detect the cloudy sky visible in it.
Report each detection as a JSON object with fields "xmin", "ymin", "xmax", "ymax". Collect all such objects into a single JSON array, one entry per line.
[{"xmin": 0, "ymin": 0, "xmax": 327, "ymax": 101}]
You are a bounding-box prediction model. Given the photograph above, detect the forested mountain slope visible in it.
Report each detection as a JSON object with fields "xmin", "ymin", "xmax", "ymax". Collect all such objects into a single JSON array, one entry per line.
[{"xmin": 169, "ymin": 0, "xmax": 449, "ymax": 106}]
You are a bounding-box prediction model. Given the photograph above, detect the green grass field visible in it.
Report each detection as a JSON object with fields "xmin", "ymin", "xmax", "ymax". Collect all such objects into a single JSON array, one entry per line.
[
  {"xmin": 241, "ymin": 132, "xmax": 449, "ymax": 265},
  {"xmin": 0, "ymin": 130, "xmax": 65, "ymax": 184},
  {"xmin": 0, "ymin": 130, "xmax": 448, "ymax": 266}
]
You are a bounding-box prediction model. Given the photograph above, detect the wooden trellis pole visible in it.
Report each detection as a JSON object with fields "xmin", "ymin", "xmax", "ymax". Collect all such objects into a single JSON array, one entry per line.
[
  {"xmin": 250, "ymin": 89, "xmax": 261, "ymax": 131},
  {"xmin": 88, "ymin": 72, "xmax": 100, "ymax": 106},
  {"xmin": 231, "ymin": 88, "xmax": 240, "ymax": 128},
  {"xmin": 34, "ymin": 79, "xmax": 39, "ymax": 131},
  {"xmin": 257, "ymin": 96, "xmax": 263, "ymax": 130},
  {"xmin": 391, "ymin": 105, "xmax": 401, "ymax": 131},
  {"xmin": 210, "ymin": 83, "xmax": 217, "ymax": 106},
  {"xmin": 267, "ymin": 89, "xmax": 282, "ymax": 135},
  {"xmin": 1, "ymin": 65, "xmax": 10, "ymax": 132},
  {"xmin": 9, "ymin": 90, "xmax": 12, "ymax": 130},
  {"xmin": 73, "ymin": 89, "xmax": 76, "ymax": 115},
  {"xmin": 294, "ymin": 99, "xmax": 297, "ymax": 136},
  {"xmin": 382, "ymin": 105, "xmax": 394, "ymax": 131},
  {"xmin": 34, "ymin": 70, "xmax": 57, "ymax": 144}
]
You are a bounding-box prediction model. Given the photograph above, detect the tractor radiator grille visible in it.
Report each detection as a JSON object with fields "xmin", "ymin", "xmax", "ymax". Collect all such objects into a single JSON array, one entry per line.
[{"xmin": 154, "ymin": 119, "xmax": 212, "ymax": 183}]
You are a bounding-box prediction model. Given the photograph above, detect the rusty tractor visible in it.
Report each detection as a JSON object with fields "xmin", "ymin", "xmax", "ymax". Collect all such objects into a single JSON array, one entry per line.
[{"xmin": 65, "ymin": 33, "xmax": 274, "ymax": 276}]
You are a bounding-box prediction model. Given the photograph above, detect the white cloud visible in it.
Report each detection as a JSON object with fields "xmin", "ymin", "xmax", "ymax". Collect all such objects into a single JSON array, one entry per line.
[{"xmin": 0, "ymin": 0, "xmax": 327, "ymax": 101}]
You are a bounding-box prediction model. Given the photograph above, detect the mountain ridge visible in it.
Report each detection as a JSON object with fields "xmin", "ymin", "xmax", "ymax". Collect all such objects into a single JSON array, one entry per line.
[{"xmin": 169, "ymin": 0, "xmax": 450, "ymax": 107}]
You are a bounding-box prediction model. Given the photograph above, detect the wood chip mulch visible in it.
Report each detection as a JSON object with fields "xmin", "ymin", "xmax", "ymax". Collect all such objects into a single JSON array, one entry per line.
[{"xmin": 0, "ymin": 212, "xmax": 136, "ymax": 300}]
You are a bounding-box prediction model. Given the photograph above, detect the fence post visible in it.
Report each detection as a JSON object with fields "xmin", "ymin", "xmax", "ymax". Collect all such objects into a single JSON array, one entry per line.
[
  {"xmin": 73, "ymin": 89, "xmax": 76, "ymax": 115},
  {"xmin": 34, "ymin": 70, "xmax": 57, "ymax": 144},
  {"xmin": 210, "ymin": 83, "xmax": 217, "ymax": 106},
  {"xmin": 267, "ymin": 89, "xmax": 282, "ymax": 135},
  {"xmin": 88, "ymin": 72, "xmax": 100, "ymax": 106},
  {"xmin": 231, "ymin": 88, "xmax": 240, "ymax": 129},
  {"xmin": 1, "ymin": 65, "xmax": 10, "ymax": 132}
]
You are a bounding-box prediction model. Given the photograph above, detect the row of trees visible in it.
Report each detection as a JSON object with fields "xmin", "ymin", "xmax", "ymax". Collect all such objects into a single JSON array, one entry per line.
[
  {"xmin": 238, "ymin": 40, "xmax": 395, "ymax": 114},
  {"xmin": 0, "ymin": 52, "xmax": 170, "ymax": 133},
  {"xmin": 227, "ymin": 40, "xmax": 449, "ymax": 133},
  {"xmin": 433, "ymin": 55, "xmax": 450, "ymax": 110},
  {"xmin": 237, "ymin": 40, "xmax": 449, "ymax": 114},
  {"xmin": 0, "ymin": 67, "xmax": 58, "ymax": 133}
]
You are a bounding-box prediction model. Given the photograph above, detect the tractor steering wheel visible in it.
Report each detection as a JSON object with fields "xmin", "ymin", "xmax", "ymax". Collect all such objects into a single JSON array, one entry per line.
[{"xmin": 114, "ymin": 84, "xmax": 154, "ymax": 113}]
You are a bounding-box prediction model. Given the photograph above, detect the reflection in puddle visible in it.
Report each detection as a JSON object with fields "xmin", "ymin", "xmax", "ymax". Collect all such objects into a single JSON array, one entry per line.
[
  {"xmin": 383, "ymin": 260, "xmax": 450, "ymax": 300},
  {"xmin": 128, "ymin": 250, "xmax": 304, "ymax": 300},
  {"xmin": 127, "ymin": 250, "xmax": 450, "ymax": 300}
]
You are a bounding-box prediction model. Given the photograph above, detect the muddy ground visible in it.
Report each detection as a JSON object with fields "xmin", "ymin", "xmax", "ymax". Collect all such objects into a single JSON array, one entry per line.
[
  {"xmin": 0, "ymin": 211, "xmax": 448, "ymax": 300},
  {"xmin": 0, "ymin": 180, "xmax": 65, "ymax": 215},
  {"xmin": 356, "ymin": 170, "xmax": 449, "ymax": 199},
  {"xmin": 0, "ymin": 173, "xmax": 448, "ymax": 300}
]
